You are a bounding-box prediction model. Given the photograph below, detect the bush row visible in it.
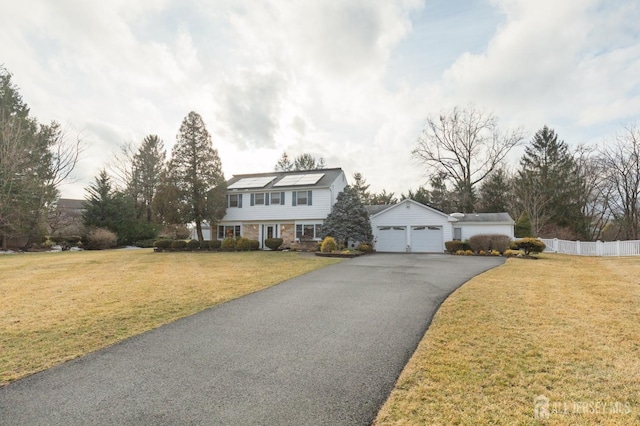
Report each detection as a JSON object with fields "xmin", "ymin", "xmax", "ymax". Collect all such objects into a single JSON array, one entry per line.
[
  {"xmin": 445, "ymin": 236, "xmax": 546, "ymax": 256},
  {"xmin": 153, "ymin": 237, "xmax": 264, "ymax": 252}
]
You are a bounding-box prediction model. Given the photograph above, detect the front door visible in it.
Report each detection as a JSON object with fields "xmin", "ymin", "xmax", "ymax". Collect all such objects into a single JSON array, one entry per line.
[{"xmin": 261, "ymin": 224, "xmax": 278, "ymax": 249}]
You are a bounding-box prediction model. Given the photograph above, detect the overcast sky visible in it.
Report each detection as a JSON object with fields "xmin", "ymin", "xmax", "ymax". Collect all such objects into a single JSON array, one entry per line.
[{"xmin": 2, "ymin": 0, "xmax": 639, "ymax": 199}]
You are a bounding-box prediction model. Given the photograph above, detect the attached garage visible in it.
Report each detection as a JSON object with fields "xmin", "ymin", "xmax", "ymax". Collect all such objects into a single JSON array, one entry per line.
[
  {"xmin": 368, "ymin": 199, "xmax": 515, "ymax": 254},
  {"xmin": 368, "ymin": 200, "xmax": 454, "ymax": 253}
]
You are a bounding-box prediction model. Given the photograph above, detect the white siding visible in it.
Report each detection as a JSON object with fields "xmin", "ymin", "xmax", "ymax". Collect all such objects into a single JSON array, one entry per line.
[
  {"xmin": 222, "ymin": 188, "xmax": 334, "ymax": 222},
  {"xmin": 459, "ymin": 224, "xmax": 514, "ymax": 240},
  {"xmin": 370, "ymin": 201, "xmax": 452, "ymax": 252}
]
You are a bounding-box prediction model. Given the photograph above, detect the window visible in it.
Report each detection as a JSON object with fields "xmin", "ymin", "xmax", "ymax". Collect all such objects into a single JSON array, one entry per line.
[
  {"xmin": 453, "ymin": 227, "xmax": 462, "ymax": 241},
  {"xmin": 270, "ymin": 192, "xmax": 283, "ymax": 205},
  {"xmin": 254, "ymin": 193, "xmax": 265, "ymax": 205},
  {"xmin": 228, "ymin": 194, "xmax": 242, "ymax": 208},
  {"xmin": 218, "ymin": 225, "xmax": 241, "ymax": 239},
  {"xmin": 292, "ymin": 190, "xmax": 312, "ymax": 206},
  {"xmin": 296, "ymin": 223, "xmax": 323, "ymax": 241}
]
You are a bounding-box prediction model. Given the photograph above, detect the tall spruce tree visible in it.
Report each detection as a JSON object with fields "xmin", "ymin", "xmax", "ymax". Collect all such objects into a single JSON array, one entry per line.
[
  {"xmin": 131, "ymin": 135, "xmax": 166, "ymax": 222},
  {"xmin": 515, "ymin": 126, "xmax": 583, "ymax": 237},
  {"xmin": 321, "ymin": 186, "xmax": 372, "ymax": 247},
  {"xmin": 478, "ymin": 168, "xmax": 512, "ymax": 213},
  {"xmin": 169, "ymin": 111, "xmax": 226, "ymax": 241},
  {"xmin": 352, "ymin": 171, "xmax": 371, "ymax": 204}
]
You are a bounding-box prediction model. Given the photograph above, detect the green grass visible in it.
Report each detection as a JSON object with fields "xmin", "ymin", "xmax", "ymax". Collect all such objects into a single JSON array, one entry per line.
[
  {"xmin": 0, "ymin": 249, "xmax": 341, "ymax": 385},
  {"xmin": 375, "ymin": 254, "xmax": 640, "ymax": 425}
]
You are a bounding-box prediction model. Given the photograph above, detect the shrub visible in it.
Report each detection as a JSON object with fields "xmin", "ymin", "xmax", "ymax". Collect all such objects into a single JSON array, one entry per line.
[
  {"xmin": 134, "ymin": 239, "xmax": 156, "ymax": 248},
  {"xmin": 264, "ymin": 238, "xmax": 283, "ymax": 250},
  {"xmin": 479, "ymin": 250, "xmax": 487, "ymax": 256},
  {"xmin": 455, "ymin": 249, "xmax": 466, "ymax": 255},
  {"xmin": 235, "ymin": 237, "xmax": 251, "ymax": 250},
  {"xmin": 504, "ymin": 249, "xmax": 521, "ymax": 257},
  {"xmin": 490, "ymin": 235, "xmax": 511, "ymax": 254},
  {"xmin": 356, "ymin": 243, "xmax": 373, "ymax": 253},
  {"xmin": 186, "ymin": 239, "xmax": 200, "ymax": 251},
  {"xmin": 154, "ymin": 239, "xmax": 172, "ymax": 250},
  {"xmin": 490, "ymin": 250, "xmax": 500, "ymax": 256},
  {"xmin": 444, "ymin": 240, "xmax": 464, "ymax": 254},
  {"xmin": 515, "ymin": 211, "xmax": 533, "ymax": 237},
  {"xmin": 87, "ymin": 228, "xmax": 117, "ymax": 250},
  {"xmin": 321, "ymin": 236, "xmax": 338, "ymax": 253},
  {"xmin": 249, "ymin": 240, "xmax": 260, "ymax": 250},
  {"xmin": 210, "ymin": 240, "xmax": 222, "ymax": 250},
  {"xmin": 514, "ymin": 238, "xmax": 546, "ymax": 256},
  {"xmin": 200, "ymin": 240, "xmax": 210, "ymax": 250},
  {"xmin": 221, "ymin": 237, "xmax": 237, "ymax": 250},
  {"xmin": 469, "ymin": 234, "xmax": 512, "ymax": 254},
  {"xmin": 464, "ymin": 249, "xmax": 474, "ymax": 256},
  {"xmin": 170, "ymin": 240, "xmax": 187, "ymax": 251}
]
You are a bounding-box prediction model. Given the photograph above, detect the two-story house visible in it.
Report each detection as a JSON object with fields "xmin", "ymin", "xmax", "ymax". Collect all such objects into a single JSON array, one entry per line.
[{"xmin": 199, "ymin": 168, "xmax": 347, "ymax": 249}]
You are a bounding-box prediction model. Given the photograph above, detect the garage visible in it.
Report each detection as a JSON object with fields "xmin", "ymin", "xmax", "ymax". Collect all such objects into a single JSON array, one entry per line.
[
  {"xmin": 376, "ymin": 226, "xmax": 407, "ymax": 252},
  {"xmin": 410, "ymin": 226, "xmax": 443, "ymax": 253}
]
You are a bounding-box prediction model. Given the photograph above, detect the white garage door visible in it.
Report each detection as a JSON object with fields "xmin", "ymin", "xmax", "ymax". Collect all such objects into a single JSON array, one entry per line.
[
  {"xmin": 410, "ymin": 226, "xmax": 443, "ymax": 253},
  {"xmin": 376, "ymin": 226, "xmax": 407, "ymax": 252}
]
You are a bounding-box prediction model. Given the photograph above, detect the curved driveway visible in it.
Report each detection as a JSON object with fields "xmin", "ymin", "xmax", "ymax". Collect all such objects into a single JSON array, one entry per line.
[{"xmin": 1, "ymin": 254, "xmax": 503, "ymax": 425}]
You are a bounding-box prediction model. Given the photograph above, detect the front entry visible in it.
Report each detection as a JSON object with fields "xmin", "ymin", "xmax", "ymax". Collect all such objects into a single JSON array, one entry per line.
[{"xmin": 261, "ymin": 224, "xmax": 279, "ymax": 249}]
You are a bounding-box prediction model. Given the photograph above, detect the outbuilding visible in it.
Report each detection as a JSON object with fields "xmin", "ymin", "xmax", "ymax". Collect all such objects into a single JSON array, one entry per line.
[{"xmin": 368, "ymin": 199, "xmax": 514, "ymax": 253}]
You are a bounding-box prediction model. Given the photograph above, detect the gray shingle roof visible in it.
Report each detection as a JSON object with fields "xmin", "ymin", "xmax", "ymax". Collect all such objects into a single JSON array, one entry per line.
[{"xmin": 452, "ymin": 212, "xmax": 514, "ymax": 223}]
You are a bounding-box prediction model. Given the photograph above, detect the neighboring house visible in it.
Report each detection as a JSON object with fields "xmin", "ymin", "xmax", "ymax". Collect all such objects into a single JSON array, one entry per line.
[
  {"xmin": 368, "ymin": 199, "xmax": 514, "ymax": 253},
  {"xmin": 195, "ymin": 168, "xmax": 348, "ymax": 249},
  {"xmin": 48, "ymin": 198, "xmax": 85, "ymax": 237}
]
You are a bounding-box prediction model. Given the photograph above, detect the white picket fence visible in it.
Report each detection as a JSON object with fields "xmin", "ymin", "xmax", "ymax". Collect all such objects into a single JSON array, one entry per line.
[{"xmin": 540, "ymin": 238, "xmax": 640, "ymax": 257}]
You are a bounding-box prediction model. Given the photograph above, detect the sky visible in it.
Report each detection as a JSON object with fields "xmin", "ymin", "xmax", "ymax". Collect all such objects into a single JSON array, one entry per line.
[{"xmin": 1, "ymin": 0, "xmax": 639, "ymax": 199}]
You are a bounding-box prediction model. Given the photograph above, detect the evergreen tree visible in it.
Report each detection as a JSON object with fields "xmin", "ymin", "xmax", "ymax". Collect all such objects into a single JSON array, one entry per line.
[
  {"xmin": 401, "ymin": 186, "xmax": 431, "ymax": 206},
  {"xmin": 130, "ymin": 135, "xmax": 166, "ymax": 222},
  {"xmin": 321, "ymin": 186, "xmax": 373, "ymax": 247},
  {"xmin": 293, "ymin": 153, "xmax": 326, "ymax": 170},
  {"xmin": 370, "ymin": 189, "xmax": 397, "ymax": 205},
  {"xmin": 478, "ymin": 168, "xmax": 512, "ymax": 213},
  {"xmin": 514, "ymin": 126, "xmax": 583, "ymax": 237},
  {"xmin": 274, "ymin": 152, "xmax": 293, "ymax": 172},
  {"xmin": 352, "ymin": 171, "xmax": 371, "ymax": 203},
  {"xmin": 514, "ymin": 211, "xmax": 533, "ymax": 237},
  {"xmin": 169, "ymin": 111, "xmax": 226, "ymax": 241},
  {"xmin": 427, "ymin": 172, "xmax": 456, "ymax": 213}
]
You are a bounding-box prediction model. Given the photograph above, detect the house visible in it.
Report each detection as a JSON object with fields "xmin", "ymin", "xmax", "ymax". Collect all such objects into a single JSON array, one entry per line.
[
  {"xmin": 196, "ymin": 168, "xmax": 347, "ymax": 249},
  {"xmin": 49, "ymin": 198, "xmax": 85, "ymax": 237},
  {"xmin": 368, "ymin": 199, "xmax": 514, "ymax": 253}
]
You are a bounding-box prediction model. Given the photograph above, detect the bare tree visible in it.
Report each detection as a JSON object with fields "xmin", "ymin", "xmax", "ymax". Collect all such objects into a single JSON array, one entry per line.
[
  {"xmin": 413, "ymin": 105, "xmax": 524, "ymax": 212},
  {"xmin": 573, "ymin": 145, "xmax": 612, "ymax": 240},
  {"xmin": 600, "ymin": 125, "xmax": 640, "ymax": 240}
]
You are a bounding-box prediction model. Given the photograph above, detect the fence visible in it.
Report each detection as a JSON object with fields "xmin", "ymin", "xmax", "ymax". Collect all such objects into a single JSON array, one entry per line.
[{"xmin": 540, "ymin": 238, "xmax": 640, "ymax": 257}]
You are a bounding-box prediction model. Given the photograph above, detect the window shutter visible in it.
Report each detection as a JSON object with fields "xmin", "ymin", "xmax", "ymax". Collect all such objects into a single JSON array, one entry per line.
[
  {"xmin": 292, "ymin": 191, "xmax": 297, "ymax": 206},
  {"xmin": 250, "ymin": 193, "xmax": 255, "ymax": 206},
  {"xmin": 265, "ymin": 193, "xmax": 270, "ymax": 205},
  {"xmin": 238, "ymin": 194, "xmax": 243, "ymax": 208},
  {"xmin": 226, "ymin": 195, "xmax": 230, "ymax": 208},
  {"xmin": 308, "ymin": 191, "xmax": 312, "ymax": 206},
  {"xmin": 281, "ymin": 192, "xmax": 285, "ymax": 205}
]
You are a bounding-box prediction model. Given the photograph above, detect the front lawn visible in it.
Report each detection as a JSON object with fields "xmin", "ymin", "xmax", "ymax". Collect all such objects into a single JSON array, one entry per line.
[
  {"xmin": 375, "ymin": 254, "xmax": 640, "ymax": 425},
  {"xmin": 0, "ymin": 249, "xmax": 341, "ymax": 385}
]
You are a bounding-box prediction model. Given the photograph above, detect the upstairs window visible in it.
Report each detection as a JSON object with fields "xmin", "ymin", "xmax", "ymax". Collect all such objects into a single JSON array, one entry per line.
[
  {"xmin": 228, "ymin": 194, "xmax": 242, "ymax": 208},
  {"xmin": 292, "ymin": 191, "xmax": 313, "ymax": 206},
  {"xmin": 270, "ymin": 192, "xmax": 284, "ymax": 205}
]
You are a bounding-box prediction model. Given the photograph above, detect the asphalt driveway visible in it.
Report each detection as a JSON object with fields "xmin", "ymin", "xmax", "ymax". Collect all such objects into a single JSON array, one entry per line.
[{"xmin": 0, "ymin": 254, "xmax": 504, "ymax": 425}]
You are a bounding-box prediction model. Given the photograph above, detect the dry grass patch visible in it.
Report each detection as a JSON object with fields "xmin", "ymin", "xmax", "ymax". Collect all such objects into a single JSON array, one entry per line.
[
  {"xmin": 0, "ymin": 249, "xmax": 341, "ymax": 385},
  {"xmin": 375, "ymin": 254, "xmax": 640, "ymax": 425}
]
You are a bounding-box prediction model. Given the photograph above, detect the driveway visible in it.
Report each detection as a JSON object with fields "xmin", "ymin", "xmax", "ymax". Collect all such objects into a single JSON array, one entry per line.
[{"xmin": 0, "ymin": 254, "xmax": 504, "ymax": 425}]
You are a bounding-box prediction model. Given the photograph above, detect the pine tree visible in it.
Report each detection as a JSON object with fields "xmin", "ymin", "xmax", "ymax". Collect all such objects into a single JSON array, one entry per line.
[
  {"xmin": 169, "ymin": 111, "xmax": 226, "ymax": 241},
  {"xmin": 131, "ymin": 135, "xmax": 166, "ymax": 222},
  {"xmin": 514, "ymin": 126, "xmax": 583, "ymax": 237},
  {"xmin": 515, "ymin": 211, "xmax": 533, "ymax": 237},
  {"xmin": 274, "ymin": 152, "xmax": 293, "ymax": 171},
  {"xmin": 321, "ymin": 186, "xmax": 373, "ymax": 247},
  {"xmin": 352, "ymin": 171, "xmax": 371, "ymax": 203},
  {"xmin": 478, "ymin": 168, "xmax": 512, "ymax": 213}
]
